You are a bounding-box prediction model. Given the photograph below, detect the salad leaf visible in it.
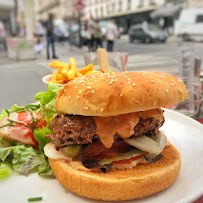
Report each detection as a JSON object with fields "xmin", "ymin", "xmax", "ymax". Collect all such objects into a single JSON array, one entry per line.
[
  {"xmin": 0, "ymin": 162, "xmax": 12, "ymax": 179},
  {"xmin": 38, "ymin": 163, "xmax": 53, "ymax": 176},
  {"xmin": 35, "ymin": 83, "xmax": 60, "ymax": 107},
  {"xmin": 0, "ymin": 83, "xmax": 60, "ymax": 178},
  {"xmin": 12, "ymin": 144, "xmax": 46, "ymax": 176},
  {"xmin": 0, "ymin": 147, "xmax": 11, "ymax": 161},
  {"xmin": 34, "ymin": 127, "xmax": 52, "ymax": 151}
]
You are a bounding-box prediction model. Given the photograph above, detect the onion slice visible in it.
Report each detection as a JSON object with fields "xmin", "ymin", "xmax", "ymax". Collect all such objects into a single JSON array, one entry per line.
[
  {"xmin": 145, "ymin": 131, "xmax": 167, "ymax": 161},
  {"xmin": 124, "ymin": 131, "xmax": 167, "ymax": 156},
  {"xmin": 44, "ymin": 143, "xmax": 72, "ymax": 161},
  {"xmin": 124, "ymin": 135, "xmax": 161, "ymax": 154}
]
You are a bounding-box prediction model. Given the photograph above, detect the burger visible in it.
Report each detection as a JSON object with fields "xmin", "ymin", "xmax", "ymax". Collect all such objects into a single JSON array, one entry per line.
[{"xmin": 44, "ymin": 71, "xmax": 188, "ymax": 201}]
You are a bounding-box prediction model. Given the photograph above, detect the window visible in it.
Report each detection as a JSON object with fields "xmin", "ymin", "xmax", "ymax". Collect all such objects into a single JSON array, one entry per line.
[
  {"xmin": 100, "ymin": 6, "xmax": 103, "ymax": 17},
  {"xmin": 149, "ymin": 0, "xmax": 156, "ymax": 6},
  {"xmin": 119, "ymin": 0, "xmax": 122, "ymax": 12},
  {"xmin": 107, "ymin": 5, "xmax": 110, "ymax": 14},
  {"xmin": 196, "ymin": 15, "xmax": 203, "ymax": 23},
  {"xmin": 112, "ymin": 3, "xmax": 115, "ymax": 12},
  {"xmin": 127, "ymin": 0, "xmax": 131, "ymax": 10},
  {"xmin": 138, "ymin": 0, "xmax": 143, "ymax": 7}
]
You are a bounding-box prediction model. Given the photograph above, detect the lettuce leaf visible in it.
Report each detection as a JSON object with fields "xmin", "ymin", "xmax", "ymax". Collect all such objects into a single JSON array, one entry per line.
[
  {"xmin": 35, "ymin": 83, "xmax": 60, "ymax": 107},
  {"xmin": 0, "ymin": 147, "xmax": 11, "ymax": 161},
  {"xmin": 0, "ymin": 162, "xmax": 12, "ymax": 179},
  {"xmin": 0, "ymin": 83, "xmax": 60, "ymax": 178},
  {"xmin": 34, "ymin": 127, "xmax": 52, "ymax": 151},
  {"xmin": 0, "ymin": 144, "xmax": 53, "ymax": 177}
]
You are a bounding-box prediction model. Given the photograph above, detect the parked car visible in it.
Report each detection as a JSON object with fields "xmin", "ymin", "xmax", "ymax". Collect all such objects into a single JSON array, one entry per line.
[
  {"xmin": 174, "ymin": 8, "xmax": 203, "ymax": 41},
  {"xmin": 128, "ymin": 24, "xmax": 168, "ymax": 43}
]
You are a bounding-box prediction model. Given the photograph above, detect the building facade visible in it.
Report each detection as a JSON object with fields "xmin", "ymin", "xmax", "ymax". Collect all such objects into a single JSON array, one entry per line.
[
  {"xmin": 83, "ymin": 0, "xmax": 166, "ymax": 31},
  {"xmin": 0, "ymin": 0, "xmax": 16, "ymax": 36},
  {"xmin": 35, "ymin": 0, "xmax": 79, "ymax": 22}
]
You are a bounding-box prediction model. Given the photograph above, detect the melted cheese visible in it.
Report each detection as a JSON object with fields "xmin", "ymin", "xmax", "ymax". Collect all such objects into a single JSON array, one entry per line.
[{"xmin": 93, "ymin": 109, "xmax": 163, "ymax": 148}]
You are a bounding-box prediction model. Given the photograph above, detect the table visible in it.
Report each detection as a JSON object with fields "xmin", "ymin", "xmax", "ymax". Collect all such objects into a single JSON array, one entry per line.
[{"xmin": 0, "ymin": 63, "xmax": 202, "ymax": 202}]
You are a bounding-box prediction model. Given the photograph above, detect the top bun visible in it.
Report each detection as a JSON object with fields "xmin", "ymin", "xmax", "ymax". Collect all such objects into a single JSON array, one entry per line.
[{"xmin": 54, "ymin": 71, "xmax": 189, "ymax": 116}]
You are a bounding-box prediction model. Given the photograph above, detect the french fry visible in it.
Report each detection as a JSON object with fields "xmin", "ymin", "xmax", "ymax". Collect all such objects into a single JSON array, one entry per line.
[
  {"xmin": 84, "ymin": 70, "xmax": 101, "ymax": 75},
  {"xmin": 67, "ymin": 57, "xmax": 77, "ymax": 80},
  {"xmin": 49, "ymin": 61, "xmax": 69, "ymax": 69},
  {"xmin": 56, "ymin": 73, "xmax": 66, "ymax": 80},
  {"xmin": 60, "ymin": 66, "xmax": 70, "ymax": 76},
  {"xmin": 51, "ymin": 72, "xmax": 57, "ymax": 80},
  {"xmin": 76, "ymin": 71, "xmax": 83, "ymax": 77},
  {"xmin": 79, "ymin": 63, "xmax": 94, "ymax": 75}
]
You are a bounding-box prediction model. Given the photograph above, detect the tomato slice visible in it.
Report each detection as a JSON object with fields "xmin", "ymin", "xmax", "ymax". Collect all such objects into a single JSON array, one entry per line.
[
  {"xmin": 112, "ymin": 152, "xmax": 148, "ymax": 165},
  {"xmin": 16, "ymin": 111, "xmax": 47, "ymax": 145}
]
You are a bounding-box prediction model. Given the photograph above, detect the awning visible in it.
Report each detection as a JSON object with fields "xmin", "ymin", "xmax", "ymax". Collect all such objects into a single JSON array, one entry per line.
[{"xmin": 150, "ymin": 3, "xmax": 183, "ymax": 18}]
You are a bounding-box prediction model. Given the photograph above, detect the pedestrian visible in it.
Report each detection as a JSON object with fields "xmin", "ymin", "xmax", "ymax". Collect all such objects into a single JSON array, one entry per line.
[
  {"xmin": 44, "ymin": 13, "xmax": 58, "ymax": 59},
  {"xmin": 87, "ymin": 16, "xmax": 95, "ymax": 52},
  {"xmin": 69, "ymin": 24, "xmax": 76, "ymax": 51},
  {"xmin": 94, "ymin": 20, "xmax": 103, "ymax": 50},
  {"xmin": 36, "ymin": 21, "xmax": 45, "ymax": 37},
  {"xmin": 0, "ymin": 20, "xmax": 7, "ymax": 51},
  {"xmin": 34, "ymin": 33, "xmax": 43, "ymax": 54},
  {"xmin": 106, "ymin": 19, "xmax": 118, "ymax": 52}
]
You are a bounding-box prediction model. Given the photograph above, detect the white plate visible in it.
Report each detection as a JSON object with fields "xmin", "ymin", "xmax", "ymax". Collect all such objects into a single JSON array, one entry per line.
[{"xmin": 1, "ymin": 109, "xmax": 203, "ymax": 203}]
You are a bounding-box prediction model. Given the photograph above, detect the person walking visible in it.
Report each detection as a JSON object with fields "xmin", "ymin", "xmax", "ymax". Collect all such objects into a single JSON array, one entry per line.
[
  {"xmin": 0, "ymin": 21, "xmax": 7, "ymax": 51},
  {"xmin": 87, "ymin": 16, "xmax": 95, "ymax": 52},
  {"xmin": 68, "ymin": 24, "xmax": 76, "ymax": 51},
  {"xmin": 44, "ymin": 13, "xmax": 58, "ymax": 59},
  {"xmin": 106, "ymin": 19, "xmax": 118, "ymax": 52},
  {"xmin": 94, "ymin": 20, "xmax": 103, "ymax": 50}
]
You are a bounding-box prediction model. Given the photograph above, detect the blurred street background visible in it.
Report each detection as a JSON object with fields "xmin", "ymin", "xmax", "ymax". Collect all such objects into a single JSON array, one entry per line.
[{"xmin": 0, "ymin": 0, "xmax": 203, "ymax": 76}]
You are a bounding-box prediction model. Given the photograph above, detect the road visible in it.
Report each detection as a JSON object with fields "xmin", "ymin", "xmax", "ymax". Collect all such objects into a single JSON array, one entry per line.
[{"xmin": 0, "ymin": 35, "xmax": 203, "ymax": 76}]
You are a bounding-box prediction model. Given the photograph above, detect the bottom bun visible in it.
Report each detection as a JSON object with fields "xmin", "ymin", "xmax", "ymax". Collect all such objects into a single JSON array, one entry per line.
[{"xmin": 49, "ymin": 144, "xmax": 181, "ymax": 201}]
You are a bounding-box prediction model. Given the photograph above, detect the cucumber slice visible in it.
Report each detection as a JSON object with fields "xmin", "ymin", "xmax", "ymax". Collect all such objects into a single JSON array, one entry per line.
[
  {"xmin": 63, "ymin": 145, "xmax": 83, "ymax": 157},
  {"xmin": 98, "ymin": 149, "xmax": 144, "ymax": 165}
]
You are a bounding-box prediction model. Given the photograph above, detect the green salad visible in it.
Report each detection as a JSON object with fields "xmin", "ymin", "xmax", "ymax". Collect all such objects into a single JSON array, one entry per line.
[{"xmin": 0, "ymin": 83, "xmax": 60, "ymax": 179}]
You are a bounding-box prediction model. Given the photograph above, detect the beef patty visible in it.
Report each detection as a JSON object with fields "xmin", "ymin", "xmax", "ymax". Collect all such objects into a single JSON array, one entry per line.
[{"xmin": 48, "ymin": 113, "xmax": 164, "ymax": 148}]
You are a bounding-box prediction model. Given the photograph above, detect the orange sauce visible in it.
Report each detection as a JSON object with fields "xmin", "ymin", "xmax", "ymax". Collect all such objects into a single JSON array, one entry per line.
[{"xmin": 93, "ymin": 109, "xmax": 163, "ymax": 149}]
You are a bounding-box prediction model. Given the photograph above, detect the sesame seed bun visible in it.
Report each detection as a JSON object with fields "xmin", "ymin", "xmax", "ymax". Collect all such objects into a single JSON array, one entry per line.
[
  {"xmin": 54, "ymin": 72, "xmax": 188, "ymax": 116},
  {"xmin": 49, "ymin": 144, "xmax": 181, "ymax": 201}
]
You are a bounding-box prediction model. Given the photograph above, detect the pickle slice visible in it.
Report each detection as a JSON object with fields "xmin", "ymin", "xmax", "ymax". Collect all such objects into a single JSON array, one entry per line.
[
  {"xmin": 63, "ymin": 145, "xmax": 83, "ymax": 157},
  {"xmin": 98, "ymin": 149, "xmax": 144, "ymax": 165}
]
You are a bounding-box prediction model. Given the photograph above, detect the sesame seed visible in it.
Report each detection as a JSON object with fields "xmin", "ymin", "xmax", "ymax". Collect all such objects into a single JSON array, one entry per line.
[
  {"xmin": 158, "ymin": 81, "xmax": 162, "ymax": 84},
  {"xmin": 120, "ymin": 92, "xmax": 123, "ymax": 97},
  {"xmin": 64, "ymin": 89, "xmax": 67, "ymax": 92},
  {"xmin": 123, "ymin": 75, "xmax": 127, "ymax": 78},
  {"xmin": 68, "ymin": 96, "xmax": 71, "ymax": 100},
  {"xmin": 87, "ymin": 83, "xmax": 91, "ymax": 85},
  {"xmin": 78, "ymin": 90, "xmax": 82, "ymax": 94},
  {"xmin": 153, "ymin": 101, "xmax": 157, "ymax": 106},
  {"xmin": 133, "ymin": 83, "xmax": 136, "ymax": 87},
  {"xmin": 101, "ymin": 108, "xmax": 104, "ymax": 112},
  {"xmin": 151, "ymin": 80, "xmax": 155, "ymax": 83},
  {"xmin": 92, "ymin": 90, "xmax": 95, "ymax": 93},
  {"xmin": 87, "ymin": 86, "xmax": 91, "ymax": 89},
  {"xmin": 74, "ymin": 86, "xmax": 78, "ymax": 88},
  {"xmin": 127, "ymin": 78, "xmax": 131, "ymax": 81},
  {"xmin": 115, "ymin": 79, "xmax": 118, "ymax": 82},
  {"xmin": 84, "ymin": 107, "xmax": 88, "ymax": 110},
  {"xmin": 127, "ymin": 81, "xmax": 130, "ymax": 84},
  {"xmin": 179, "ymin": 88, "xmax": 183, "ymax": 93},
  {"xmin": 170, "ymin": 83, "xmax": 174, "ymax": 86},
  {"xmin": 77, "ymin": 95, "xmax": 79, "ymax": 100},
  {"xmin": 165, "ymin": 89, "xmax": 169, "ymax": 93},
  {"xmin": 109, "ymin": 81, "xmax": 113, "ymax": 85},
  {"xmin": 159, "ymin": 75, "xmax": 165, "ymax": 78},
  {"xmin": 142, "ymin": 72, "xmax": 145, "ymax": 75}
]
